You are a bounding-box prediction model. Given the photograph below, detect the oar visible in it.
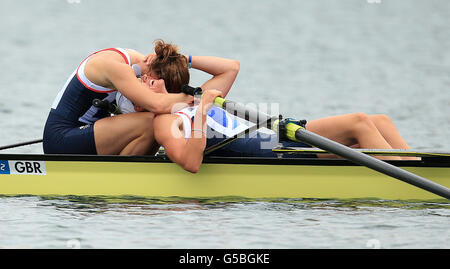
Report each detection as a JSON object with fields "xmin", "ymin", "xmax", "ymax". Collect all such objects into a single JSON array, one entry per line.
[
  {"xmin": 0, "ymin": 139, "xmax": 43, "ymax": 151},
  {"xmin": 212, "ymin": 96, "xmax": 450, "ymax": 200}
]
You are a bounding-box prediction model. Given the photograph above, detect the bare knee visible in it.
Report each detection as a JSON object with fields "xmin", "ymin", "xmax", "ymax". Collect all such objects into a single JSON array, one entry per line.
[
  {"xmin": 352, "ymin": 112, "xmax": 372, "ymax": 124},
  {"xmin": 139, "ymin": 112, "xmax": 155, "ymax": 122},
  {"xmin": 370, "ymin": 114, "xmax": 393, "ymax": 126},
  {"xmin": 350, "ymin": 112, "xmax": 377, "ymax": 135},
  {"xmin": 138, "ymin": 112, "xmax": 156, "ymax": 137},
  {"xmin": 94, "ymin": 112, "xmax": 156, "ymax": 155}
]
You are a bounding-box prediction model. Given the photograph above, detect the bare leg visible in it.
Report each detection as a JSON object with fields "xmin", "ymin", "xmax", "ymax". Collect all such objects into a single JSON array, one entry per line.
[
  {"xmin": 305, "ymin": 113, "xmax": 401, "ymax": 160},
  {"xmin": 94, "ymin": 112, "xmax": 157, "ymax": 155},
  {"xmin": 368, "ymin": 115, "xmax": 411, "ymax": 149},
  {"xmin": 368, "ymin": 115, "xmax": 418, "ymax": 160}
]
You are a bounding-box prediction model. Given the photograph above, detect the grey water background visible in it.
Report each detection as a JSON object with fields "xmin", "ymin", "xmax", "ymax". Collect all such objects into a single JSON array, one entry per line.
[{"xmin": 0, "ymin": 0, "xmax": 449, "ymax": 249}]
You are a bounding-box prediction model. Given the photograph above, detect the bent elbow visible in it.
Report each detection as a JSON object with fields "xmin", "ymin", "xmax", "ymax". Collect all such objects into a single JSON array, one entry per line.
[
  {"xmin": 231, "ymin": 60, "xmax": 240, "ymax": 73},
  {"xmin": 182, "ymin": 163, "xmax": 201, "ymax": 174},
  {"xmin": 180, "ymin": 157, "xmax": 203, "ymax": 173},
  {"xmin": 149, "ymin": 101, "xmax": 168, "ymax": 114},
  {"xmin": 187, "ymin": 167, "xmax": 200, "ymax": 174}
]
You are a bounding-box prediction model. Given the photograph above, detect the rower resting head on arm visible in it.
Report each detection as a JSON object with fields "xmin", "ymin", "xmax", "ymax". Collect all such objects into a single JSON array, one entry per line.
[
  {"xmin": 105, "ymin": 40, "xmax": 194, "ymax": 114},
  {"xmin": 114, "ymin": 69, "xmax": 223, "ymax": 172},
  {"xmin": 153, "ymin": 90, "xmax": 223, "ymax": 173},
  {"xmin": 116, "ymin": 50, "xmax": 240, "ymax": 114},
  {"xmin": 114, "ymin": 51, "xmax": 240, "ymax": 166},
  {"xmin": 118, "ymin": 73, "xmax": 223, "ymax": 172}
]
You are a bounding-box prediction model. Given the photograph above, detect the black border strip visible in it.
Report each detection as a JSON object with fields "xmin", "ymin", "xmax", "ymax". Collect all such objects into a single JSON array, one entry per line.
[
  {"xmin": 0, "ymin": 249, "xmax": 447, "ymax": 266},
  {"xmin": 0, "ymin": 153, "xmax": 448, "ymax": 168}
]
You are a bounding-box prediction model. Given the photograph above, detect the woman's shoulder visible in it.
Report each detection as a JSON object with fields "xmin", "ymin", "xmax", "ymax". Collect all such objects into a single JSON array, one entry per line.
[{"xmin": 124, "ymin": 49, "xmax": 144, "ymax": 62}]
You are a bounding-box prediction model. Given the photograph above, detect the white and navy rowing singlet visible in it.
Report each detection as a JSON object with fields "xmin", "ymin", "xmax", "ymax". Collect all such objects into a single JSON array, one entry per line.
[
  {"xmin": 115, "ymin": 92, "xmax": 252, "ymax": 139},
  {"xmin": 173, "ymin": 103, "xmax": 316, "ymax": 157},
  {"xmin": 43, "ymin": 48, "xmax": 131, "ymax": 154},
  {"xmin": 51, "ymin": 48, "xmax": 130, "ymax": 124},
  {"xmin": 174, "ymin": 105, "xmax": 251, "ymax": 139},
  {"xmin": 115, "ymin": 93, "xmax": 315, "ymax": 158}
]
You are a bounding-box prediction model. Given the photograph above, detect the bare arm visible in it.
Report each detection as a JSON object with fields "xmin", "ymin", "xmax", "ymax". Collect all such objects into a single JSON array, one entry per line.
[
  {"xmin": 154, "ymin": 113, "xmax": 206, "ymax": 173},
  {"xmin": 188, "ymin": 56, "xmax": 240, "ymax": 97},
  {"xmin": 106, "ymin": 61, "xmax": 193, "ymax": 114},
  {"xmin": 154, "ymin": 90, "xmax": 223, "ymax": 173}
]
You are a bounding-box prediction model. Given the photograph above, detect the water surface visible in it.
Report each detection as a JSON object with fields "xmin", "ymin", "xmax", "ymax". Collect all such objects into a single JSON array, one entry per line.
[{"xmin": 0, "ymin": 0, "xmax": 449, "ymax": 249}]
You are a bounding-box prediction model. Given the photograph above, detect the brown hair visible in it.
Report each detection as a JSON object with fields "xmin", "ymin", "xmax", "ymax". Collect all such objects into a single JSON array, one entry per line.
[{"xmin": 149, "ymin": 39, "xmax": 190, "ymax": 93}]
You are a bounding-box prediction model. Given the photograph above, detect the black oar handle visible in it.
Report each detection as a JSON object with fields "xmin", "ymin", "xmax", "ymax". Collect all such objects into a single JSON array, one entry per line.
[
  {"xmin": 92, "ymin": 99, "xmax": 110, "ymax": 110},
  {"xmin": 181, "ymin": 85, "xmax": 203, "ymax": 96},
  {"xmin": 92, "ymin": 99, "xmax": 118, "ymax": 114}
]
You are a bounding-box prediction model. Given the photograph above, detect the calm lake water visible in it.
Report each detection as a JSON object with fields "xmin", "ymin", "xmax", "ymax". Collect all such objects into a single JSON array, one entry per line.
[{"xmin": 0, "ymin": 0, "xmax": 449, "ymax": 249}]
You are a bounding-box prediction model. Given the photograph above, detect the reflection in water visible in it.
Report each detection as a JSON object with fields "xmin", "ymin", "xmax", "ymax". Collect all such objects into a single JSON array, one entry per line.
[
  {"xmin": 0, "ymin": 195, "xmax": 448, "ymax": 249},
  {"xmin": 21, "ymin": 195, "xmax": 450, "ymax": 214}
]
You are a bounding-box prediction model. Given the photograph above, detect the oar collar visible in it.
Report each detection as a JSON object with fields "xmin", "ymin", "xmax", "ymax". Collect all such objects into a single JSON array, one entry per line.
[{"xmin": 276, "ymin": 117, "xmax": 307, "ymax": 143}]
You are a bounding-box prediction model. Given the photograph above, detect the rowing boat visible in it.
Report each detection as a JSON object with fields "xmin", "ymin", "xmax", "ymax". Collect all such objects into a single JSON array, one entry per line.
[
  {"xmin": 1, "ymin": 88, "xmax": 449, "ymax": 202},
  {"xmin": 1, "ymin": 152, "xmax": 449, "ymax": 202}
]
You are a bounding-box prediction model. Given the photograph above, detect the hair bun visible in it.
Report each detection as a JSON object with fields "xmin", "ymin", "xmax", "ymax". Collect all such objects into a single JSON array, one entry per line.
[
  {"xmin": 149, "ymin": 39, "xmax": 190, "ymax": 93},
  {"xmin": 154, "ymin": 39, "xmax": 180, "ymax": 61}
]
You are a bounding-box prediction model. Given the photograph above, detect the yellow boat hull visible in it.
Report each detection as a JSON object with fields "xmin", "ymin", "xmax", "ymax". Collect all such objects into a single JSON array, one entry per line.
[{"xmin": 1, "ymin": 154, "xmax": 449, "ymax": 201}]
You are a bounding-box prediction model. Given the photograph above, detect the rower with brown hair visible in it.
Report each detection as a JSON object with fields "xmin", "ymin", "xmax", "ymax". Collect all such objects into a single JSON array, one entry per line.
[{"xmin": 43, "ymin": 39, "xmax": 193, "ymax": 156}]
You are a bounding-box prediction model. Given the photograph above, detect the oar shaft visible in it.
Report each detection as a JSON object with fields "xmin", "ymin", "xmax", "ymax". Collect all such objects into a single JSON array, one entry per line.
[
  {"xmin": 213, "ymin": 96, "xmax": 450, "ymax": 200},
  {"xmin": 214, "ymin": 97, "xmax": 274, "ymax": 129},
  {"xmin": 0, "ymin": 139, "xmax": 43, "ymax": 151},
  {"xmin": 293, "ymin": 126, "xmax": 450, "ymax": 199}
]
